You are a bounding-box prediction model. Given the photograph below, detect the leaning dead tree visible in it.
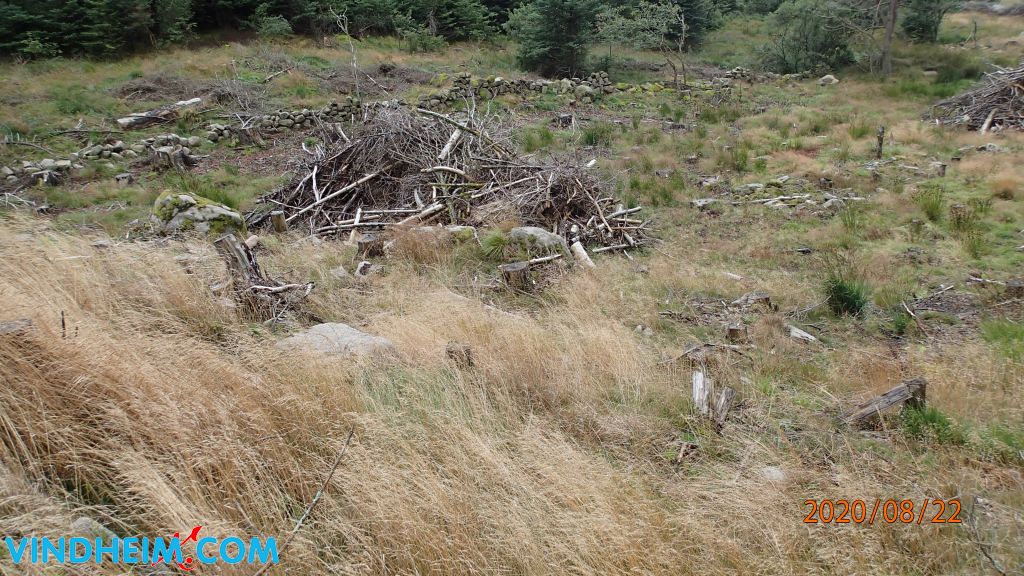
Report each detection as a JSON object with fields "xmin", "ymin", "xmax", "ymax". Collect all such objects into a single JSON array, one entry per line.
[
  {"xmin": 248, "ymin": 107, "xmax": 652, "ymax": 253},
  {"xmin": 929, "ymin": 64, "xmax": 1024, "ymax": 132}
]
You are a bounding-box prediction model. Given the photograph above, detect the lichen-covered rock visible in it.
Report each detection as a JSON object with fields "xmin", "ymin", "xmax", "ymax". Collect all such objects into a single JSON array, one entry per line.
[
  {"xmin": 508, "ymin": 226, "xmax": 569, "ymax": 255},
  {"xmin": 152, "ymin": 191, "xmax": 245, "ymax": 235},
  {"xmin": 276, "ymin": 323, "xmax": 396, "ymax": 357}
]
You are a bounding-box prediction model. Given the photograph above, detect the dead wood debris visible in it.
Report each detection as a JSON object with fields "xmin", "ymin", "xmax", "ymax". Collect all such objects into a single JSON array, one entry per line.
[
  {"xmin": 247, "ymin": 107, "xmax": 652, "ymax": 252},
  {"xmin": 929, "ymin": 64, "xmax": 1024, "ymax": 132}
]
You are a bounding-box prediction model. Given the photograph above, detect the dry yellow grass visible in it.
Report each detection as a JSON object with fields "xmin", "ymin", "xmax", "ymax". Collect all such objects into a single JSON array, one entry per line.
[{"xmin": 1, "ymin": 209, "xmax": 1021, "ymax": 575}]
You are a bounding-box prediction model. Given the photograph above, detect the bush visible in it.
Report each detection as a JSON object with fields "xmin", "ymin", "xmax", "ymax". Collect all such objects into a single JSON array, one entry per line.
[
  {"xmin": 758, "ymin": 0, "xmax": 854, "ymax": 74},
  {"xmin": 740, "ymin": 0, "xmax": 785, "ymax": 14},
  {"xmin": 902, "ymin": 0, "xmax": 957, "ymax": 43},
  {"xmin": 254, "ymin": 4, "xmax": 295, "ymax": 39},
  {"xmin": 824, "ymin": 274, "xmax": 870, "ymax": 316},
  {"xmin": 399, "ymin": 26, "xmax": 447, "ymax": 52},
  {"xmin": 581, "ymin": 122, "xmax": 616, "ymax": 146}
]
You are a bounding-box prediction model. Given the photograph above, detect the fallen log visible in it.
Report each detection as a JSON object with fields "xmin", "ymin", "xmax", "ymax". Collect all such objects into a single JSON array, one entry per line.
[
  {"xmin": 116, "ymin": 97, "xmax": 202, "ymax": 130},
  {"xmin": 843, "ymin": 377, "xmax": 927, "ymax": 428}
]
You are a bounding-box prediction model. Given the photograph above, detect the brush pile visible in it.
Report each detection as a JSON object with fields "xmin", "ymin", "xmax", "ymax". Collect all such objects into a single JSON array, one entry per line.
[
  {"xmin": 930, "ymin": 64, "xmax": 1024, "ymax": 131},
  {"xmin": 249, "ymin": 107, "xmax": 651, "ymax": 251}
]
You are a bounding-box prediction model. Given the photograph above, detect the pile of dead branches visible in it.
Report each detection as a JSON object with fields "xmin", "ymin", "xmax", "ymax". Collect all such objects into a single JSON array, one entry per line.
[
  {"xmin": 929, "ymin": 64, "xmax": 1024, "ymax": 131},
  {"xmin": 248, "ymin": 107, "xmax": 651, "ymax": 251}
]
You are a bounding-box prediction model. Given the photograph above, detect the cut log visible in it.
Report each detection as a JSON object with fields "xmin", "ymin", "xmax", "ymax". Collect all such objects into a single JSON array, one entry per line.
[
  {"xmin": 570, "ymin": 241, "xmax": 596, "ymax": 268},
  {"xmin": 153, "ymin": 146, "xmax": 197, "ymax": 171},
  {"xmin": 788, "ymin": 324, "xmax": 818, "ymax": 343},
  {"xmin": 499, "ymin": 261, "xmax": 531, "ymax": 291},
  {"xmin": 116, "ymin": 97, "xmax": 202, "ymax": 130},
  {"xmin": 843, "ymin": 377, "xmax": 927, "ymax": 428},
  {"xmin": 980, "ymin": 108, "xmax": 997, "ymax": 134},
  {"xmin": 396, "ymin": 202, "xmax": 445, "ymax": 226}
]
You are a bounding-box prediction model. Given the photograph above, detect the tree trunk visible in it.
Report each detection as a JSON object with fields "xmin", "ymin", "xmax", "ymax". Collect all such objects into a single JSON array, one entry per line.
[{"xmin": 881, "ymin": 0, "xmax": 899, "ymax": 76}]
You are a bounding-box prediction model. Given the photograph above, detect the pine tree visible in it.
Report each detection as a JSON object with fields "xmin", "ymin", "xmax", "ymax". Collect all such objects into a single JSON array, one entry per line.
[{"xmin": 507, "ymin": 0, "xmax": 599, "ymax": 77}]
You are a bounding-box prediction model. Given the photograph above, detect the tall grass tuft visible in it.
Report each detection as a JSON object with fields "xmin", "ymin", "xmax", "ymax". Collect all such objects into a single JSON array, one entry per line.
[
  {"xmin": 822, "ymin": 254, "xmax": 870, "ymax": 316},
  {"xmin": 914, "ymin": 184, "xmax": 946, "ymax": 223}
]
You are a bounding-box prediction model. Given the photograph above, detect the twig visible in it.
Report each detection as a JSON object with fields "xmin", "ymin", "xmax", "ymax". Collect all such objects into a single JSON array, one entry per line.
[
  {"xmin": 1, "ymin": 140, "xmax": 56, "ymax": 155},
  {"xmin": 901, "ymin": 301, "xmax": 930, "ymax": 337},
  {"xmin": 966, "ymin": 496, "xmax": 1008, "ymax": 576},
  {"xmin": 251, "ymin": 428, "xmax": 355, "ymax": 576},
  {"xmin": 260, "ymin": 66, "xmax": 295, "ymax": 84},
  {"xmin": 286, "ymin": 170, "xmax": 384, "ymax": 223}
]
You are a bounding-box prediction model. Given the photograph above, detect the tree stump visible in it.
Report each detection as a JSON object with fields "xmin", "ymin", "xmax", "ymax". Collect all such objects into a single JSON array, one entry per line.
[
  {"xmin": 843, "ymin": 377, "xmax": 927, "ymax": 428},
  {"xmin": 499, "ymin": 261, "xmax": 531, "ymax": 291},
  {"xmin": 445, "ymin": 341, "xmax": 474, "ymax": 368},
  {"xmin": 357, "ymin": 234, "xmax": 385, "ymax": 258},
  {"xmin": 1006, "ymin": 278, "xmax": 1024, "ymax": 299},
  {"xmin": 726, "ymin": 322, "xmax": 748, "ymax": 343},
  {"xmin": 270, "ymin": 211, "xmax": 287, "ymax": 233}
]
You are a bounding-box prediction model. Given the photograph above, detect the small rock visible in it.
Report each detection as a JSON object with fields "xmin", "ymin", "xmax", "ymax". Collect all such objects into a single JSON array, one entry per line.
[
  {"xmin": 355, "ymin": 260, "xmax": 382, "ymax": 277},
  {"xmin": 71, "ymin": 517, "xmax": 117, "ymax": 542},
  {"xmin": 817, "ymin": 74, "xmax": 839, "ymax": 86},
  {"xmin": 276, "ymin": 323, "xmax": 396, "ymax": 357},
  {"xmin": 634, "ymin": 324, "xmax": 654, "ymax": 337},
  {"xmin": 329, "ymin": 265, "xmax": 351, "ymax": 280},
  {"xmin": 0, "ymin": 319, "xmax": 33, "ymax": 337},
  {"xmin": 759, "ymin": 466, "xmax": 787, "ymax": 483}
]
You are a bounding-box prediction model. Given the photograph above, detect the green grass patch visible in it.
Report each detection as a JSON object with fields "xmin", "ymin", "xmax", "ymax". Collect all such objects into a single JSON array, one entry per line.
[
  {"xmin": 981, "ymin": 319, "xmax": 1024, "ymax": 362},
  {"xmin": 901, "ymin": 406, "xmax": 966, "ymax": 445}
]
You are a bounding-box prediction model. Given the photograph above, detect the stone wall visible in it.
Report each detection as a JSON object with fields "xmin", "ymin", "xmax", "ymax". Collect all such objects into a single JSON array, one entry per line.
[{"xmin": 3, "ymin": 69, "xmax": 784, "ymax": 184}]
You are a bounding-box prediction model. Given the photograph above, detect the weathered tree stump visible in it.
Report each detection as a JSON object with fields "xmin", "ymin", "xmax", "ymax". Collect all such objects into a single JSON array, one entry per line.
[
  {"xmin": 445, "ymin": 341, "xmax": 473, "ymax": 368},
  {"xmin": 270, "ymin": 211, "xmax": 287, "ymax": 233},
  {"xmin": 1006, "ymin": 278, "xmax": 1024, "ymax": 299},
  {"xmin": 499, "ymin": 261, "xmax": 531, "ymax": 291},
  {"xmin": 357, "ymin": 234, "xmax": 385, "ymax": 258},
  {"xmin": 843, "ymin": 377, "xmax": 927, "ymax": 428},
  {"xmin": 726, "ymin": 322, "xmax": 748, "ymax": 343}
]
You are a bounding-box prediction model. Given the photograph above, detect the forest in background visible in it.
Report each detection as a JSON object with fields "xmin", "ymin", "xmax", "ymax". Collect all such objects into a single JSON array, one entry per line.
[{"xmin": 1, "ymin": 0, "xmax": 959, "ymax": 78}]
